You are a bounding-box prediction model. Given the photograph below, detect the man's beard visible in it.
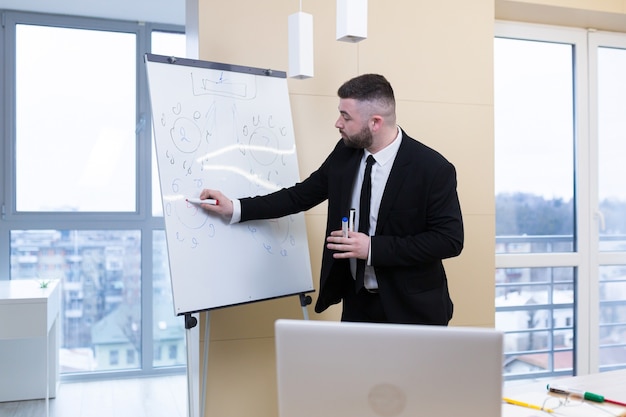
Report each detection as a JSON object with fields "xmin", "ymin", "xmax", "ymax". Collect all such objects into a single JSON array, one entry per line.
[{"xmin": 342, "ymin": 125, "xmax": 373, "ymax": 149}]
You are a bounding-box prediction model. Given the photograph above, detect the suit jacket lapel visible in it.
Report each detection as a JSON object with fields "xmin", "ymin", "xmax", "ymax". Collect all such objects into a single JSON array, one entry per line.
[
  {"xmin": 340, "ymin": 149, "xmax": 364, "ymax": 214},
  {"xmin": 376, "ymin": 136, "xmax": 411, "ymax": 233}
]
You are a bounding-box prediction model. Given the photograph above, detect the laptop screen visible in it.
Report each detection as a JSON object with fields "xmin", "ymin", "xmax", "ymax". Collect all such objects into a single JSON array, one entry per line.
[{"xmin": 275, "ymin": 319, "xmax": 503, "ymax": 417}]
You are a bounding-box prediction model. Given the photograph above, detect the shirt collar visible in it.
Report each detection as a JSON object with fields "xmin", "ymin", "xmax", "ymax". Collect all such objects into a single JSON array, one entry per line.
[{"xmin": 364, "ymin": 126, "xmax": 402, "ymax": 166}]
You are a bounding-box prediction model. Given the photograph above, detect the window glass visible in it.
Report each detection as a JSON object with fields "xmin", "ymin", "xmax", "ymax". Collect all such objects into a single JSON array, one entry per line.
[
  {"xmin": 496, "ymin": 23, "xmax": 626, "ymax": 380},
  {"xmin": 595, "ymin": 42, "xmax": 626, "ymax": 372},
  {"xmin": 11, "ymin": 230, "xmax": 142, "ymax": 373},
  {"xmin": 494, "ymin": 37, "xmax": 575, "ymax": 254},
  {"xmin": 597, "ymin": 47, "xmax": 626, "ymax": 252},
  {"xmin": 15, "ymin": 25, "xmax": 137, "ymax": 212},
  {"xmin": 150, "ymin": 31, "xmax": 187, "ymax": 368},
  {"xmin": 150, "ymin": 31, "xmax": 186, "ymax": 217},
  {"xmin": 153, "ymin": 230, "xmax": 185, "ymax": 367},
  {"xmin": 496, "ymin": 267, "xmax": 575, "ymax": 378},
  {"xmin": 110, "ymin": 350, "xmax": 119, "ymax": 366},
  {"xmin": 599, "ymin": 265, "xmax": 626, "ymax": 370}
]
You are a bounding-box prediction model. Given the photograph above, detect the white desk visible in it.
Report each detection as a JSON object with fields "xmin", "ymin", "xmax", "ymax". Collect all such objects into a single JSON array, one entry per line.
[
  {"xmin": 503, "ymin": 369, "xmax": 626, "ymax": 416},
  {"xmin": 0, "ymin": 279, "xmax": 61, "ymax": 403}
]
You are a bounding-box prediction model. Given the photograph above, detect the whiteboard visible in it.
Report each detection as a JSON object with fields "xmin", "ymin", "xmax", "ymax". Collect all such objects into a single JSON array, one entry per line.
[{"xmin": 145, "ymin": 54, "xmax": 314, "ymax": 315}]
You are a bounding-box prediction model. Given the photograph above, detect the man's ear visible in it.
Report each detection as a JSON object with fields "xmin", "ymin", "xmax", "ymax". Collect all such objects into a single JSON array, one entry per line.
[{"xmin": 370, "ymin": 115, "xmax": 384, "ymax": 132}]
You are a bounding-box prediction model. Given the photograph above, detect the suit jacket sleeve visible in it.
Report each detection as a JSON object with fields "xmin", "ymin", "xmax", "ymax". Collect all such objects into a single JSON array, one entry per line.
[{"xmin": 238, "ymin": 140, "xmax": 356, "ymax": 221}]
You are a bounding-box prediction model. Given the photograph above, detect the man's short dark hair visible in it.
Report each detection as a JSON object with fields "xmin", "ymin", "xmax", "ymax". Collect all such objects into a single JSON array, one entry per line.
[{"xmin": 337, "ymin": 74, "xmax": 395, "ymax": 103}]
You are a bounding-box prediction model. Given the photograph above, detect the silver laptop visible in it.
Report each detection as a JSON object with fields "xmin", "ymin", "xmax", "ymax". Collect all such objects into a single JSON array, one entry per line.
[{"xmin": 275, "ymin": 319, "xmax": 503, "ymax": 417}]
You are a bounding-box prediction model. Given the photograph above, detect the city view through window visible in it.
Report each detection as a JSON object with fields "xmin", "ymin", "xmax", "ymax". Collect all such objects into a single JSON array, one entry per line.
[
  {"xmin": 7, "ymin": 22, "xmax": 188, "ymax": 376},
  {"xmin": 495, "ymin": 28, "xmax": 626, "ymax": 379},
  {"xmin": 10, "ymin": 230, "xmax": 184, "ymax": 372}
]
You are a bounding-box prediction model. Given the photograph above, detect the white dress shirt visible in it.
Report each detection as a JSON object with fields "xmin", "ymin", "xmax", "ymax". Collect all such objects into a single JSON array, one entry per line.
[{"xmin": 350, "ymin": 127, "xmax": 402, "ymax": 290}]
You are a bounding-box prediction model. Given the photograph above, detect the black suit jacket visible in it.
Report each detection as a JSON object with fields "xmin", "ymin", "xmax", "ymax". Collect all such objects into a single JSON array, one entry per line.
[{"xmin": 239, "ymin": 130, "xmax": 463, "ymax": 325}]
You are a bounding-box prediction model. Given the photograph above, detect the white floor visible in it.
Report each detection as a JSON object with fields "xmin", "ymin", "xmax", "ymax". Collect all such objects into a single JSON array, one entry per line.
[{"xmin": 0, "ymin": 374, "xmax": 187, "ymax": 417}]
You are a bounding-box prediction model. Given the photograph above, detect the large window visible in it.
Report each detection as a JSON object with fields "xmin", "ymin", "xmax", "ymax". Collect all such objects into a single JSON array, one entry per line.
[
  {"xmin": 494, "ymin": 36, "xmax": 575, "ymax": 253},
  {"xmin": 15, "ymin": 25, "xmax": 137, "ymax": 212},
  {"xmin": 592, "ymin": 33, "xmax": 626, "ymax": 373},
  {"xmin": 1, "ymin": 11, "xmax": 186, "ymax": 379},
  {"xmin": 495, "ymin": 22, "xmax": 626, "ymax": 380}
]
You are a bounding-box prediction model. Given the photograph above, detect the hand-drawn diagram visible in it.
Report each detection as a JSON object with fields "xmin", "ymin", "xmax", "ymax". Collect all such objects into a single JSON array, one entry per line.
[
  {"xmin": 158, "ymin": 71, "xmax": 296, "ymax": 255},
  {"xmin": 146, "ymin": 55, "xmax": 314, "ymax": 314}
]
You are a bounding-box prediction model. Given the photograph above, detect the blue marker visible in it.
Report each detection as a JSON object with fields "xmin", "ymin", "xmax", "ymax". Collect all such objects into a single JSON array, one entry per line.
[{"xmin": 342, "ymin": 217, "xmax": 349, "ymax": 237}]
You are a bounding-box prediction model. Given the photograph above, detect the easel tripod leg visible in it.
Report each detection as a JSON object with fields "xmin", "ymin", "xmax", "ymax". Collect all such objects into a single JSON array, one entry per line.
[
  {"xmin": 201, "ymin": 311, "xmax": 210, "ymax": 417},
  {"xmin": 299, "ymin": 293, "xmax": 312, "ymax": 320},
  {"xmin": 185, "ymin": 313, "xmax": 198, "ymax": 417}
]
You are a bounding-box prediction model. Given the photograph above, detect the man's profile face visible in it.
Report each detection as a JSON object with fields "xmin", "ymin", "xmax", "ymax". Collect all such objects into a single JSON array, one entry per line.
[{"xmin": 335, "ymin": 98, "xmax": 373, "ymax": 149}]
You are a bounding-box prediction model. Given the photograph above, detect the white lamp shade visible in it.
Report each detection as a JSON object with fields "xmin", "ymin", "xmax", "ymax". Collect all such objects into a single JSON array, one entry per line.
[
  {"xmin": 288, "ymin": 11, "xmax": 314, "ymax": 79},
  {"xmin": 336, "ymin": 0, "xmax": 367, "ymax": 43}
]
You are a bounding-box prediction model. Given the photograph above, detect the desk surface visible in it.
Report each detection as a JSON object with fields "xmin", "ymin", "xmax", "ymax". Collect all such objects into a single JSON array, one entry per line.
[
  {"xmin": 503, "ymin": 369, "xmax": 626, "ymax": 416},
  {"xmin": 558, "ymin": 369, "xmax": 626, "ymax": 402}
]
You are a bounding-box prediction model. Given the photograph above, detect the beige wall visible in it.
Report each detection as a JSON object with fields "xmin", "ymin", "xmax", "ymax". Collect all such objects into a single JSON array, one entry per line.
[
  {"xmin": 188, "ymin": 0, "xmax": 626, "ymax": 416},
  {"xmin": 191, "ymin": 1, "xmax": 494, "ymax": 416}
]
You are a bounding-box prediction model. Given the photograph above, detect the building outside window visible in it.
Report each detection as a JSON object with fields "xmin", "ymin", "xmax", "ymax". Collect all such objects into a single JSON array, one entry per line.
[
  {"xmin": 1, "ymin": 11, "xmax": 186, "ymax": 379},
  {"xmin": 495, "ymin": 21, "xmax": 626, "ymax": 380}
]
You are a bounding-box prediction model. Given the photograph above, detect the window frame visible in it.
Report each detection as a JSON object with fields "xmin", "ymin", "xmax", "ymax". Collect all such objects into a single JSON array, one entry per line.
[
  {"xmin": 495, "ymin": 20, "xmax": 594, "ymax": 377},
  {"xmin": 588, "ymin": 30, "xmax": 626, "ymax": 373},
  {"xmin": 0, "ymin": 10, "xmax": 185, "ymax": 381}
]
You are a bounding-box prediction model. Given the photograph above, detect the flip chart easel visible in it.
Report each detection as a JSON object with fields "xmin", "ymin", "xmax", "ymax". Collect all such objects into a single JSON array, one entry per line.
[
  {"xmin": 184, "ymin": 294, "xmax": 312, "ymax": 417},
  {"xmin": 144, "ymin": 53, "xmax": 315, "ymax": 417}
]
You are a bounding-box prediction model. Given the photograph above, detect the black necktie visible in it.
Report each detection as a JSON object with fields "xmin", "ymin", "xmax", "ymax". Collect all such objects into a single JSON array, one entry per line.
[{"xmin": 356, "ymin": 155, "xmax": 375, "ymax": 292}]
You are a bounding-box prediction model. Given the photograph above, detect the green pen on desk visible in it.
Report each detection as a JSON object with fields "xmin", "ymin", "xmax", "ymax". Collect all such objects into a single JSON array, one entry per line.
[{"xmin": 547, "ymin": 384, "xmax": 626, "ymax": 407}]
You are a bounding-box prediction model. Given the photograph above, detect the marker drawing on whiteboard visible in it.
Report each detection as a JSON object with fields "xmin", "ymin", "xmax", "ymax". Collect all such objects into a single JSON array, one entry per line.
[
  {"xmin": 342, "ymin": 217, "xmax": 349, "ymax": 238},
  {"xmin": 186, "ymin": 198, "xmax": 218, "ymax": 205}
]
